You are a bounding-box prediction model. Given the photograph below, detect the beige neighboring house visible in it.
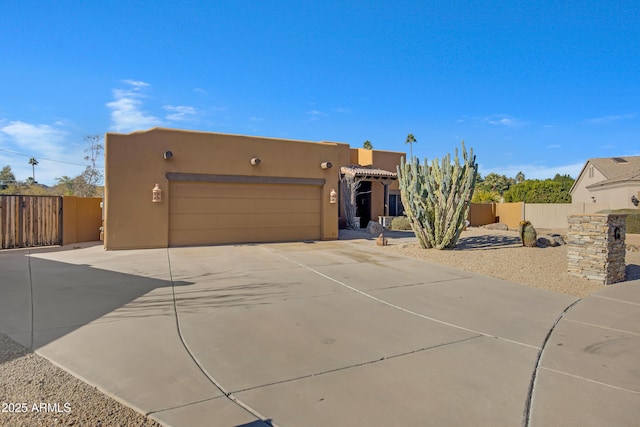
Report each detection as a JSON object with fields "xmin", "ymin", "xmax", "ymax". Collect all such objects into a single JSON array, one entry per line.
[{"xmin": 570, "ymin": 156, "xmax": 640, "ymax": 210}]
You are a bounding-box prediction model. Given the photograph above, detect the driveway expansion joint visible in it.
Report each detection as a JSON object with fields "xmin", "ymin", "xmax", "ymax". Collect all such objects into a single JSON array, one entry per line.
[
  {"xmin": 166, "ymin": 249, "xmax": 278, "ymax": 427},
  {"xmin": 564, "ymin": 318, "xmax": 640, "ymax": 337},
  {"xmin": 592, "ymin": 295, "xmax": 640, "ymax": 306},
  {"xmin": 27, "ymin": 249, "xmax": 35, "ymax": 351},
  {"xmin": 522, "ymin": 298, "xmax": 582, "ymax": 427},
  {"xmin": 146, "ymin": 394, "xmax": 222, "ymax": 416},
  {"xmin": 539, "ymin": 367, "xmax": 640, "ymax": 395},
  {"xmin": 265, "ymin": 246, "xmax": 541, "ymax": 351},
  {"xmin": 231, "ymin": 334, "xmax": 484, "ymax": 395}
]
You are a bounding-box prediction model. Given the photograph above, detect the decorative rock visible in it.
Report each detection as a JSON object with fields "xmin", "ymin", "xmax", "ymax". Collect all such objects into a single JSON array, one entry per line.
[
  {"xmin": 483, "ymin": 222, "xmax": 509, "ymax": 231},
  {"xmin": 537, "ymin": 237, "xmax": 554, "ymax": 248},
  {"xmin": 366, "ymin": 221, "xmax": 384, "ymax": 235},
  {"xmin": 536, "ymin": 234, "xmax": 564, "ymax": 248},
  {"xmin": 376, "ymin": 233, "xmax": 388, "ymax": 246}
]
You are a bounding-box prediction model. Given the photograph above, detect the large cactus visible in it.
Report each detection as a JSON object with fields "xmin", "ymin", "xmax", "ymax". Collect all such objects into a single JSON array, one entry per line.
[{"xmin": 397, "ymin": 142, "xmax": 478, "ymax": 249}]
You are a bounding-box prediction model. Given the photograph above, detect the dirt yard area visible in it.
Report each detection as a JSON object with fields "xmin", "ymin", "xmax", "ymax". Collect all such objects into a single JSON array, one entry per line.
[{"xmin": 344, "ymin": 228, "xmax": 640, "ymax": 298}]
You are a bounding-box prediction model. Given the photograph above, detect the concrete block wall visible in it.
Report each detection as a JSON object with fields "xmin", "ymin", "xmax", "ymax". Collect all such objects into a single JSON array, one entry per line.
[{"xmin": 566, "ymin": 214, "xmax": 626, "ymax": 285}]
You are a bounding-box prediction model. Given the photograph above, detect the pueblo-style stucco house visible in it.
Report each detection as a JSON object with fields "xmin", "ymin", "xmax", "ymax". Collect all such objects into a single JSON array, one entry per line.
[
  {"xmin": 104, "ymin": 128, "xmax": 404, "ymax": 249},
  {"xmin": 570, "ymin": 156, "xmax": 640, "ymax": 209}
]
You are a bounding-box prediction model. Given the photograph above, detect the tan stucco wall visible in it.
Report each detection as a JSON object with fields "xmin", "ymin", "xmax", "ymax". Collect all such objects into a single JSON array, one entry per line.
[
  {"xmin": 468, "ymin": 203, "xmax": 496, "ymax": 226},
  {"xmin": 62, "ymin": 196, "xmax": 102, "ymax": 245},
  {"xmin": 105, "ymin": 128, "xmax": 352, "ymax": 249},
  {"xmin": 495, "ymin": 202, "xmax": 524, "ymax": 229},
  {"xmin": 370, "ymin": 150, "xmax": 404, "ymax": 220},
  {"xmin": 584, "ymin": 185, "xmax": 640, "ymax": 209},
  {"xmin": 344, "ymin": 149, "xmax": 404, "ymax": 223},
  {"xmin": 571, "ymin": 163, "xmax": 607, "ymax": 204},
  {"xmin": 350, "ymin": 148, "xmax": 374, "ymax": 166}
]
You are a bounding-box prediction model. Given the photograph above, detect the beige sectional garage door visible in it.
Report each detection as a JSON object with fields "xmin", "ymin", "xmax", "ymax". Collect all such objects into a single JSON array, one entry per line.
[{"xmin": 169, "ymin": 181, "xmax": 322, "ymax": 246}]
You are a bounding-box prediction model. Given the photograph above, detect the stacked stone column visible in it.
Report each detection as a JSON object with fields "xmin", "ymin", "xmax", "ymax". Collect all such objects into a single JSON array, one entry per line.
[{"xmin": 567, "ymin": 214, "xmax": 626, "ymax": 285}]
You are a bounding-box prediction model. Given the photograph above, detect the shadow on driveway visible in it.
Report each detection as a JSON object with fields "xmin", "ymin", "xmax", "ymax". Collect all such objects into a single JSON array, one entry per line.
[{"xmin": 0, "ymin": 246, "xmax": 193, "ymax": 365}]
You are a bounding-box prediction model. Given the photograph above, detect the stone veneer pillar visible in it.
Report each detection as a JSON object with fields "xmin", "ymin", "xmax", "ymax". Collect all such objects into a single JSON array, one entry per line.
[{"xmin": 566, "ymin": 214, "xmax": 627, "ymax": 285}]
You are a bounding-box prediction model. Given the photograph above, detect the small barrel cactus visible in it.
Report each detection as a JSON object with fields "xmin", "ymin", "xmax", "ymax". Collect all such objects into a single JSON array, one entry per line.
[{"xmin": 519, "ymin": 220, "xmax": 537, "ymax": 247}]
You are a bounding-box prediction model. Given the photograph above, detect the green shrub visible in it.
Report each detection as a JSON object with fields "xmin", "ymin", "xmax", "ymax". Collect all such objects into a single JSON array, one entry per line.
[
  {"xmin": 596, "ymin": 209, "xmax": 640, "ymax": 234},
  {"xmin": 391, "ymin": 216, "xmax": 412, "ymax": 231}
]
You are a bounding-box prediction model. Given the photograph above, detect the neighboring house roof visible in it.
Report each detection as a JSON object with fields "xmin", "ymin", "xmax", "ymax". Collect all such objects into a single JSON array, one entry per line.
[
  {"xmin": 340, "ymin": 165, "xmax": 398, "ymax": 180},
  {"xmin": 571, "ymin": 156, "xmax": 640, "ymax": 193}
]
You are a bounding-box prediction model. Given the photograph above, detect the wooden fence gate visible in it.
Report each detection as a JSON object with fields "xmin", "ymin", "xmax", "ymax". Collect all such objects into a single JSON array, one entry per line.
[{"xmin": 0, "ymin": 195, "xmax": 63, "ymax": 249}]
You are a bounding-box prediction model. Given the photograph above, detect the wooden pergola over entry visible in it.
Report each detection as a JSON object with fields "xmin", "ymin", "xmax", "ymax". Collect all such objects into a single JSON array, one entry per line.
[{"xmin": 340, "ymin": 165, "xmax": 398, "ymax": 217}]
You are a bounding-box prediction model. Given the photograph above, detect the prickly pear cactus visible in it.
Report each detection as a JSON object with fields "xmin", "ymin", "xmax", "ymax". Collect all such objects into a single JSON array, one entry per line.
[
  {"xmin": 397, "ymin": 141, "xmax": 478, "ymax": 249},
  {"xmin": 519, "ymin": 221, "xmax": 537, "ymax": 247}
]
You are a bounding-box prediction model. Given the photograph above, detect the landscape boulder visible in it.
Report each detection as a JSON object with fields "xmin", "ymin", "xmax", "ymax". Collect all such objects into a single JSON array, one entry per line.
[
  {"xmin": 366, "ymin": 221, "xmax": 384, "ymax": 235},
  {"xmin": 482, "ymin": 222, "xmax": 509, "ymax": 231},
  {"xmin": 536, "ymin": 233, "xmax": 566, "ymax": 248},
  {"xmin": 376, "ymin": 233, "xmax": 388, "ymax": 246}
]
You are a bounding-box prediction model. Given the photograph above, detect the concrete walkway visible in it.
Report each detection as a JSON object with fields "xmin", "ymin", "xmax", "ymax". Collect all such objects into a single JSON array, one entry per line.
[{"xmin": 0, "ymin": 240, "xmax": 639, "ymax": 426}]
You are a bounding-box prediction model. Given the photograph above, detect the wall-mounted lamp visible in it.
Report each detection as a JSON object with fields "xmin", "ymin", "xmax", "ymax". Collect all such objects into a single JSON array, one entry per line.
[
  {"xmin": 330, "ymin": 188, "xmax": 337, "ymax": 204},
  {"xmin": 152, "ymin": 183, "xmax": 162, "ymax": 203},
  {"xmin": 591, "ymin": 196, "xmax": 596, "ymax": 203},
  {"xmin": 321, "ymin": 162, "xmax": 333, "ymax": 169},
  {"xmin": 163, "ymin": 151, "xmax": 173, "ymax": 160},
  {"xmin": 632, "ymin": 195, "xmax": 639, "ymax": 207},
  {"xmin": 251, "ymin": 157, "xmax": 261, "ymax": 166}
]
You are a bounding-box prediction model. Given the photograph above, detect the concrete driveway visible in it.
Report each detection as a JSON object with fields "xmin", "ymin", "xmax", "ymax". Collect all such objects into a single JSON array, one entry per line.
[{"xmin": 1, "ymin": 239, "xmax": 639, "ymax": 426}]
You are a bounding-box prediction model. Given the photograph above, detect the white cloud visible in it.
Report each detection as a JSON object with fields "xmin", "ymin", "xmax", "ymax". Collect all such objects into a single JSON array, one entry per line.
[
  {"xmin": 106, "ymin": 81, "xmax": 162, "ymax": 132},
  {"xmin": 0, "ymin": 120, "xmax": 86, "ymax": 184},
  {"xmin": 547, "ymin": 144, "xmax": 561, "ymax": 149},
  {"xmin": 334, "ymin": 107, "xmax": 351, "ymax": 114},
  {"xmin": 306, "ymin": 110, "xmax": 328, "ymax": 122},
  {"xmin": 584, "ymin": 113, "xmax": 637, "ymax": 125},
  {"xmin": 477, "ymin": 114, "xmax": 526, "ymax": 128},
  {"xmin": 164, "ymin": 105, "xmax": 198, "ymax": 122},
  {"xmin": 0, "ymin": 121, "xmax": 67, "ymax": 153},
  {"xmin": 122, "ymin": 79, "xmax": 150, "ymax": 88}
]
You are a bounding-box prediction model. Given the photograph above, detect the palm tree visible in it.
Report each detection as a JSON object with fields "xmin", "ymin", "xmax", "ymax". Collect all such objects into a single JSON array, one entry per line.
[
  {"xmin": 363, "ymin": 140, "xmax": 373, "ymax": 150},
  {"xmin": 405, "ymin": 134, "xmax": 417, "ymax": 159},
  {"xmin": 28, "ymin": 157, "xmax": 39, "ymax": 183}
]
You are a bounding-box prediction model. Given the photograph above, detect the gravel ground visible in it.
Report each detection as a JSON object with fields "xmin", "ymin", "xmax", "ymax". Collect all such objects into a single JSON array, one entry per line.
[
  {"xmin": 2, "ymin": 229, "xmax": 638, "ymax": 426},
  {"xmin": 0, "ymin": 334, "xmax": 160, "ymax": 426},
  {"xmin": 343, "ymin": 227, "xmax": 640, "ymax": 298}
]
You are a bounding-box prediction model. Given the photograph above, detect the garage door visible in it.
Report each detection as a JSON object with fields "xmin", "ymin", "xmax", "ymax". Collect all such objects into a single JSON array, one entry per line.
[{"xmin": 169, "ymin": 181, "xmax": 322, "ymax": 246}]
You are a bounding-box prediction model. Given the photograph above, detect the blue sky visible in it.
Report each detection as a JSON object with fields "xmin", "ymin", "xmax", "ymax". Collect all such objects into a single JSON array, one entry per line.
[{"xmin": 1, "ymin": 1, "xmax": 639, "ymax": 185}]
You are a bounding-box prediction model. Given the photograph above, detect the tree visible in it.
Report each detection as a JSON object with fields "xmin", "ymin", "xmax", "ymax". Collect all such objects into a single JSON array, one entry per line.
[
  {"xmin": 480, "ymin": 172, "xmax": 512, "ymax": 194},
  {"xmin": 552, "ymin": 173, "xmax": 574, "ymax": 182},
  {"xmin": 405, "ymin": 133, "xmax": 417, "ymax": 159},
  {"xmin": 472, "ymin": 189, "xmax": 502, "ymax": 203},
  {"xmin": 51, "ymin": 134, "xmax": 105, "ymax": 197},
  {"xmin": 516, "ymin": 171, "xmax": 525, "ymax": 183},
  {"xmin": 79, "ymin": 134, "xmax": 104, "ymax": 197},
  {"xmin": 503, "ymin": 177, "xmax": 574, "ymax": 203},
  {"xmin": 363, "ymin": 140, "xmax": 373, "ymax": 150},
  {"xmin": 398, "ymin": 141, "xmax": 478, "ymax": 249},
  {"xmin": 28, "ymin": 157, "xmax": 38, "ymax": 183},
  {"xmin": 0, "ymin": 165, "xmax": 16, "ymax": 190},
  {"xmin": 54, "ymin": 176, "xmax": 76, "ymax": 196},
  {"xmin": 340, "ymin": 172, "xmax": 364, "ymax": 230}
]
